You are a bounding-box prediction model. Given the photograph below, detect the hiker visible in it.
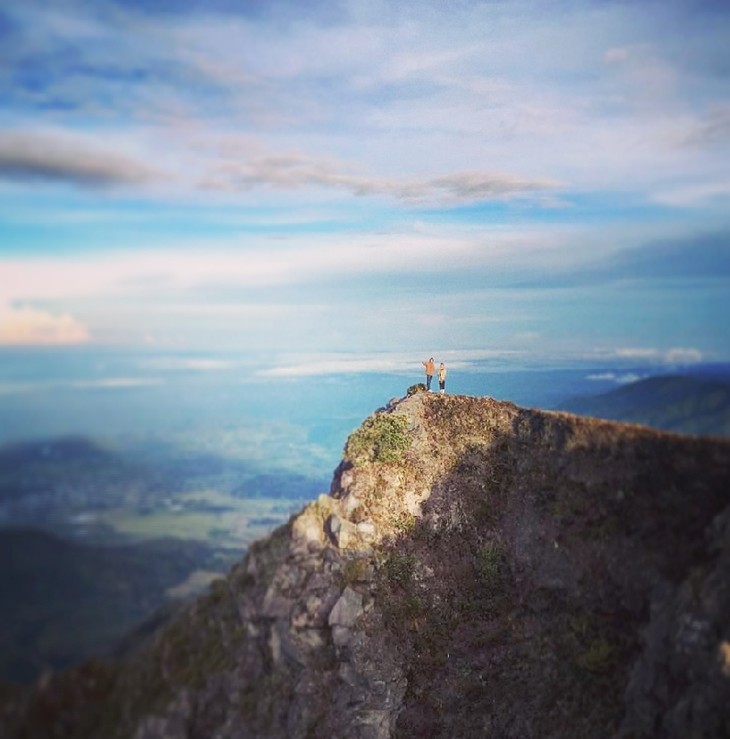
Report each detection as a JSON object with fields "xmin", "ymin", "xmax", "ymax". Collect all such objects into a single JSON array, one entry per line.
[
  {"xmin": 422, "ymin": 357, "xmax": 435, "ymax": 391},
  {"xmin": 438, "ymin": 362, "xmax": 447, "ymax": 394}
]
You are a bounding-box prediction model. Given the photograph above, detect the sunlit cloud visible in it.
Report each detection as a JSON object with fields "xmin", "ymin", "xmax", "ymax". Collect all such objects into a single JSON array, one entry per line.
[{"xmin": 0, "ymin": 307, "xmax": 90, "ymax": 346}]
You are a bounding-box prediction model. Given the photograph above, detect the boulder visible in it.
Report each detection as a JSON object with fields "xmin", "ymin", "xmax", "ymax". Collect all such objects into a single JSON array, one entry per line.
[{"xmin": 328, "ymin": 586, "xmax": 364, "ymax": 628}]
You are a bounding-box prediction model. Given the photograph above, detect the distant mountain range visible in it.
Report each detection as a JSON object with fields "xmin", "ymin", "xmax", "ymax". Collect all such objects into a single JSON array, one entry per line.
[
  {"xmin": 0, "ymin": 528, "xmax": 236, "ymax": 683},
  {"xmin": 559, "ymin": 374, "xmax": 730, "ymax": 437}
]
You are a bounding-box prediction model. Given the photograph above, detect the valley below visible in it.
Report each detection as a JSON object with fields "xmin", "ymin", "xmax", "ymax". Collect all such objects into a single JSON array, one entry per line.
[{"xmin": 0, "ymin": 434, "xmax": 323, "ymax": 684}]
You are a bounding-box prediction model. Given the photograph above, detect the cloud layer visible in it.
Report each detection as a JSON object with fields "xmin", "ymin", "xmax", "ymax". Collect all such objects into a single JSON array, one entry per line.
[
  {"xmin": 0, "ymin": 0, "xmax": 728, "ymax": 360},
  {"xmin": 2, "ymin": 0, "xmax": 728, "ymax": 206}
]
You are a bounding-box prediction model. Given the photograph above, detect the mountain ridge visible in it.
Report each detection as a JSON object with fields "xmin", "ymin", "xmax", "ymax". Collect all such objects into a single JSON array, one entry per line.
[
  {"xmin": 559, "ymin": 374, "xmax": 730, "ymax": 437},
  {"xmin": 2, "ymin": 392, "xmax": 730, "ymax": 738}
]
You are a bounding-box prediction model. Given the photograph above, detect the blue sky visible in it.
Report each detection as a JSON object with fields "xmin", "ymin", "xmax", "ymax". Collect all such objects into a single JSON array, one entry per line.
[{"xmin": 1, "ymin": 0, "xmax": 729, "ymax": 374}]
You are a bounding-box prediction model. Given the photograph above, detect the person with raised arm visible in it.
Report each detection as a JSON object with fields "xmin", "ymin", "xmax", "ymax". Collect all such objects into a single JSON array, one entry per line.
[{"xmin": 422, "ymin": 357, "xmax": 435, "ymax": 391}]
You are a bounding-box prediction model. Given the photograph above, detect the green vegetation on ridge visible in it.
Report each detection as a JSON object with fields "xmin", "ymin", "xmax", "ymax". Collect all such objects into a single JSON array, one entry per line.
[{"xmin": 345, "ymin": 412, "xmax": 411, "ymax": 463}]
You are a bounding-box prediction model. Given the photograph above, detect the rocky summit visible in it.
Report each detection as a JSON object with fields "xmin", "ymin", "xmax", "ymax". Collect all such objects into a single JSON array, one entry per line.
[{"xmin": 2, "ymin": 392, "xmax": 730, "ymax": 738}]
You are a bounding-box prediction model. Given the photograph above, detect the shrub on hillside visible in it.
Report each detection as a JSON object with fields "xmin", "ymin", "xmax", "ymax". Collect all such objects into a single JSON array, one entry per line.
[{"xmin": 346, "ymin": 413, "xmax": 411, "ymax": 463}]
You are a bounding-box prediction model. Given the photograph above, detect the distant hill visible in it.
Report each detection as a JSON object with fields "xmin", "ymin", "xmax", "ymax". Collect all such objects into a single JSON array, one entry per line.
[
  {"xmin": 0, "ymin": 528, "xmax": 236, "ymax": 683},
  {"xmin": 559, "ymin": 374, "xmax": 730, "ymax": 437}
]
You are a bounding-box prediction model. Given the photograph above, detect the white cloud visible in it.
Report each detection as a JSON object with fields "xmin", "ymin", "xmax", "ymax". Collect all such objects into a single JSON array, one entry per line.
[
  {"xmin": 70, "ymin": 378, "xmax": 163, "ymax": 389},
  {"xmin": 587, "ymin": 372, "xmax": 644, "ymax": 384},
  {"xmin": 612, "ymin": 347, "xmax": 662, "ymax": 360},
  {"xmin": 0, "ymin": 224, "xmax": 564, "ymax": 307},
  {"xmin": 0, "ymin": 381, "xmax": 44, "ymax": 396},
  {"xmin": 652, "ymin": 180, "xmax": 730, "ymax": 207},
  {"xmin": 0, "ymin": 377, "xmax": 163, "ymax": 395},
  {"xmin": 259, "ymin": 355, "xmax": 416, "ymax": 378},
  {"xmin": 594, "ymin": 346, "xmax": 704, "ymax": 364},
  {"xmin": 680, "ymin": 106, "xmax": 730, "ymax": 149},
  {"xmin": 0, "ymin": 307, "xmax": 90, "ymax": 345},
  {"xmin": 665, "ymin": 347, "xmax": 704, "ymax": 364},
  {"xmin": 141, "ymin": 357, "xmax": 235, "ymax": 371},
  {"xmin": 587, "ymin": 372, "xmax": 617, "ymax": 381},
  {"xmin": 257, "ymin": 349, "xmax": 522, "ymax": 378},
  {"xmin": 199, "ymin": 141, "xmax": 559, "ymax": 206},
  {"xmin": 603, "ymin": 47, "xmax": 632, "ymax": 64}
]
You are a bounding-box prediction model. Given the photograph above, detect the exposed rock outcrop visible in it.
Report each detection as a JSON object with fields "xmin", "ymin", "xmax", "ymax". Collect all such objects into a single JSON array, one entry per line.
[{"xmin": 2, "ymin": 393, "xmax": 730, "ymax": 738}]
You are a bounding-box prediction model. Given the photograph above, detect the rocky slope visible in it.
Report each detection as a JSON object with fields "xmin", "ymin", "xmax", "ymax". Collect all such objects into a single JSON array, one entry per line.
[{"xmin": 2, "ymin": 391, "xmax": 730, "ymax": 738}]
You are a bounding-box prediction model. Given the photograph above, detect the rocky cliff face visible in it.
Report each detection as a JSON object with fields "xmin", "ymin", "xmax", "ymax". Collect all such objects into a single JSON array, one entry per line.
[{"xmin": 2, "ymin": 392, "xmax": 730, "ymax": 738}]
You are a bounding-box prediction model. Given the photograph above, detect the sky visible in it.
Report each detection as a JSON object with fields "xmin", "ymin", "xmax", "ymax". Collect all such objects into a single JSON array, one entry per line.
[{"xmin": 1, "ymin": 0, "xmax": 729, "ymax": 374}]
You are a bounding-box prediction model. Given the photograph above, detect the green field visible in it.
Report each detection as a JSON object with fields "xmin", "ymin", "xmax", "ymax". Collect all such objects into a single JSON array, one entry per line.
[{"xmin": 101, "ymin": 489, "xmax": 301, "ymax": 549}]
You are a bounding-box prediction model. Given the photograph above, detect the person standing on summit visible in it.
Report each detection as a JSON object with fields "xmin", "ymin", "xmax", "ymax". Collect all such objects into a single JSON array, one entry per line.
[
  {"xmin": 422, "ymin": 357, "xmax": 435, "ymax": 391},
  {"xmin": 438, "ymin": 362, "xmax": 447, "ymax": 394}
]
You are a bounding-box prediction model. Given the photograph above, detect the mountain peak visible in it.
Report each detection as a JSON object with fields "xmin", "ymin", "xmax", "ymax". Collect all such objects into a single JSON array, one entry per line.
[{"xmin": 3, "ymin": 393, "xmax": 730, "ymax": 738}]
